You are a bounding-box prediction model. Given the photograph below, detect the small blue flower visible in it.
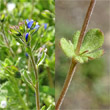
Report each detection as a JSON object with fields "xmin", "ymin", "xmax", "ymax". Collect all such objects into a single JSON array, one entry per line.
[
  {"xmin": 44, "ymin": 23, "xmax": 47, "ymax": 29},
  {"xmin": 34, "ymin": 24, "xmax": 40, "ymax": 30},
  {"xmin": 25, "ymin": 53, "xmax": 29, "ymax": 57},
  {"xmin": 26, "ymin": 19, "xmax": 34, "ymax": 28},
  {"xmin": 25, "ymin": 33, "xmax": 29, "ymax": 42}
]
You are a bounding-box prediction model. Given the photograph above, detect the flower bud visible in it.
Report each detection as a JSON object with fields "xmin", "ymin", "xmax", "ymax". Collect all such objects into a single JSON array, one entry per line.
[
  {"xmin": 44, "ymin": 23, "xmax": 47, "ymax": 29},
  {"xmin": 25, "ymin": 33, "xmax": 29, "ymax": 42},
  {"xmin": 10, "ymin": 28, "xmax": 21, "ymax": 36},
  {"xmin": 25, "ymin": 53, "xmax": 29, "ymax": 58},
  {"xmin": 41, "ymin": 10, "xmax": 51, "ymax": 18},
  {"xmin": 0, "ymin": 14, "xmax": 5, "ymax": 22}
]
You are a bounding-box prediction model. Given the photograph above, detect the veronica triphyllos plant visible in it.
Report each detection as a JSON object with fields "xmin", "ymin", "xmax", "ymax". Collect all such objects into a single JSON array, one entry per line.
[{"xmin": 10, "ymin": 19, "xmax": 48, "ymax": 110}]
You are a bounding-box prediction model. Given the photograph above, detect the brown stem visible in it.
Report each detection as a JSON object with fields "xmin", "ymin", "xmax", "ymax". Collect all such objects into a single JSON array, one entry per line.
[
  {"xmin": 30, "ymin": 53, "xmax": 40, "ymax": 110},
  {"xmin": 56, "ymin": 0, "xmax": 96, "ymax": 109},
  {"xmin": 55, "ymin": 59, "xmax": 77, "ymax": 110},
  {"xmin": 76, "ymin": 0, "xmax": 96, "ymax": 54}
]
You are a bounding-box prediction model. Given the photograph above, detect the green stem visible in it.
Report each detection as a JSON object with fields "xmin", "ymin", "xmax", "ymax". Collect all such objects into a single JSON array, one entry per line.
[
  {"xmin": 76, "ymin": 0, "xmax": 96, "ymax": 54},
  {"xmin": 30, "ymin": 51, "xmax": 40, "ymax": 110},
  {"xmin": 30, "ymin": 0, "xmax": 35, "ymax": 19},
  {"xmin": 55, "ymin": 59, "xmax": 77, "ymax": 110},
  {"xmin": 1, "ymin": 24, "xmax": 14, "ymax": 56}
]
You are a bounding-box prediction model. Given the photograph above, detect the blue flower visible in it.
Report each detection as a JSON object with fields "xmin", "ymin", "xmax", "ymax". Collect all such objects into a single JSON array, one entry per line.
[
  {"xmin": 25, "ymin": 53, "xmax": 29, "ymax": 57},
  {"xmin": 26, "ymin": 19, "xmax": 34, "ymax": 28},
  {"xmin": 25, "ymin": 33, "xmax": 29, "ymax": 42},
  {"xmin": 34, "ymin": 24, "xmax": 40, "ymax": 30},
  {"xmin": 44, "ymin": 23, "xmax": 47, "ymax": 29}
]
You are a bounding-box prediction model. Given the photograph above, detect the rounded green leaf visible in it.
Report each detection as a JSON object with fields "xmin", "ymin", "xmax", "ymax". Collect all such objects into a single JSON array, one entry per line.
[
  {"xmin": 73, "ymin": 31, "xmax": 80, "ymax": 49},
  {"xmin": 80, "ymin": 29, "xmax": 104, "ymax": 53},
  {"xmin": 60, "ymin": 38, "xmax": 75, "ymax": 58},
  {"xmin": 86, "ymin": 49, "xmax": 104, "ymax": 59}
]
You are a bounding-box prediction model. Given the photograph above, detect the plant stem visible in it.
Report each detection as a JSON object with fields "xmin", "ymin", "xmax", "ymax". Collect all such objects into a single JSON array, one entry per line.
[
  {"xmin": 55, "ymin": 59, "xmax": 77, "ymax": 110},
  {"xmin": 30, "ymin": 0, "xmax": 35, "ymax": 19},
  {"xmin": 1, "ymin": 24, "xmax": 14, "ymax": 56},
  {"xmin": 76, "ymin": 0, "xmax": 96, "ymax": 54},
  {"xmin": 30, "ymin": 52, "xmax": 40, "ymax": 110},
  {"xmin": 56, "ymin": 0, "xmax": 96, "ymax": 109}
]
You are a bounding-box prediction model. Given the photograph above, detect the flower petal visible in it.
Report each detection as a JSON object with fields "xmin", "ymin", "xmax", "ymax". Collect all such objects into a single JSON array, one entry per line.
[
  {"xmin": 27, "ymin": 20, "xmax": 34, "ymax": 28},
  {"xmin": 34, "ymin": 24, "xmax": 40, "ymax": 30},
  {"xmin": 26, "ymin": 19, "xmax": 29, "ymax": 24}
]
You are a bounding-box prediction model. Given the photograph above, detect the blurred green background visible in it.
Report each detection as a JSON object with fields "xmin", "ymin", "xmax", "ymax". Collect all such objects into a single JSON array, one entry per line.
[
  {"xmin": 0, "ymin": 0, "xmax": 55, "ymax": 109},
  {"xmin": 55, "ymin": 0, "xmax": 110, "ymax": 110}
]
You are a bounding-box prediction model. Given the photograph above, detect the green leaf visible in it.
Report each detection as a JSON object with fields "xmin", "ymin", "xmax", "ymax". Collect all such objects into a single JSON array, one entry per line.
[
  {"xmin": 41, "ymin": 106, "xmax": 46, "ymax": 110},
  {"xmin": 41, "ymin": 10, "xmax": 52, "ymax": 19},
  {"xmin": 37, "ymin": 52, "xmax": 46, "ymax": 66},
  {"xmin": 10, "ymin": 28, "xmax": 21, "ymax": 36},
  {"xmin": 86, "ymin": 50, "xmax": 104, "ymax": 59},
  {"xmin": 39, "ymin": 86, "xmax": 55, "ymax": 96},
  {"xmin": 47, "ymin": 103, "xmax": 55, "ymax": 110},
  {"xmin": 75, "ymin": 56, "xmax": 85, "ymax": 63},
  {"xmin": 4, "ymin": 58, "xmax": 13, "ymax": 66},
  {"xmin": 0, "ymin": 14, "xmax": 5, "ymax": 22},
  {"xmin": 73, "ymin": 31, "xmax": 80, "ymax": 49},
  {"xmin": 80, "ymin": 29, "xmax": 104, "ymax": 53},
  {"xmin": 60, "ymin": 38, "xmax": 75, "ymax": 58}
]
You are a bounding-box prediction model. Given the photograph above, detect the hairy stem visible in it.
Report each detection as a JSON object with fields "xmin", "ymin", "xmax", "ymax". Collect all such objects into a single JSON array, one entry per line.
[
  {"xmin": 1, "ymin": 24, "xmax": 14, "ymax": 56},
  {"xmin": 76, "ymin": 0, "xmax": 96, "ymax": 54},
  {"xmin": 55, "ymin": 59, "xmax": 77, "ymax": 110},
  {"xmin": 30, "ymin": 52, "xmax": 40, "ymax": 110},
  {"xmin": 56, "ymin": 0, "xmax": 96, "ymax": 109}
]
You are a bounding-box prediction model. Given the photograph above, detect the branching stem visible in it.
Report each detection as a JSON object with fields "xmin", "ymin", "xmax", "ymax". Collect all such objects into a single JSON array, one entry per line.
[
  {"xmin": 30, "ymin": 51, "xmax": 40, "ymax": 110},
  {"xmin": 56, "ymin": 0, "xmax": 96, "ymax": 109}
]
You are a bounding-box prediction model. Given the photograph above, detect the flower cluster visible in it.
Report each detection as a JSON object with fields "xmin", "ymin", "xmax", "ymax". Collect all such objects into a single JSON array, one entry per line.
[{"xmin": 10, "ymin": 19, "xmax": 47, "ymax": 44}]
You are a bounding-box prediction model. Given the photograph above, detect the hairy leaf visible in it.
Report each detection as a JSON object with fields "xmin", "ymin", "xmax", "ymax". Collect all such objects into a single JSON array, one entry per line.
[
  {"xmin": 80, "ymin": 29, "xmax": 104, "ymax": 53},
  {"xmin": 73, "ymin": 31, "xmax": 80, "ymax": 49},
  {"xmin": 60, "ymin": 38, "xmax": 75, "ymax": 58},
  {"xmin": 86, "ymin": 50, "xmax": 104, "ymax": 59}
]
